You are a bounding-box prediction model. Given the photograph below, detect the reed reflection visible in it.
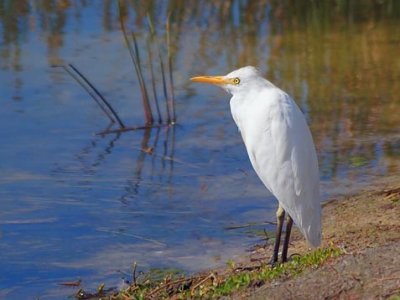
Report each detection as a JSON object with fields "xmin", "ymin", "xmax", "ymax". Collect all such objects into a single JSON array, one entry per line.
[
  {"xmin": 51, "ymin": 128, "xmax": 120, "ymax": 178},
  {"xmin": 51, "ymin": 125, "xmax": 177, "ymax": 205},
  {"xmin": 120, "ymin": 126, "xmax": 176, "ymax": 204}
]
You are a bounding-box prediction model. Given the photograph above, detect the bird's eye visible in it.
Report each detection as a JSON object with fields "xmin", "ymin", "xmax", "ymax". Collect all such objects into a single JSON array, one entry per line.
[{"xmin": 232, "ymin": 77, "xmax": 240, "ymax": 85}]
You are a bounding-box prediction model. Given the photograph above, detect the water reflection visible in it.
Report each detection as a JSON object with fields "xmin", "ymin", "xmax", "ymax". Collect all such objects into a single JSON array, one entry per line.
[
  {"xmin": 1, "ymin": 1, "xmax": 400, "ymax": 299},
  {"xmin": 119, "ymin": 126, "xmax": 176, "ymax": 203},
  {"xmin": 67, "ymin": 131, "xmax": 120, "ymax": 175}
]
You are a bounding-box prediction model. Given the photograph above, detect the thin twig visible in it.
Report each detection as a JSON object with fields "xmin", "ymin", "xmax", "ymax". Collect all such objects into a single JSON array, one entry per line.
[
  {"xmin": 96, "ymin": 228, "xmax": 165, "ymax": 246},
  {"xmin": 131, "ymin": 147, "xmax": 200, "ymax": 169},
  {"xmin": 224, "ymin": 221, "xmax": 277, "ymax": 230},
  {"xmin": 146, "ymin": 275, "xmax": 205, "ymax": 298},
  {"xmin": 132, "ymin": 262, "xmax": 138, "ymax": 285},
  {"xmin": 378, "ymin": 276, "xmax": 400, "ymax": 281},
  {"xmin": 233, "ymin": 265, "xmax": 262, "ymax": 272},
  {"xmin": 190, "ymin": 273, "xmax": 215, "ymax": 294},
  {"xmin": 68, "ymin": 64, "xmax": 126, "ymax": 128},
  {"xmin": 58, "ymin": 279, "xmax": 82, "ymax": 287},
  {"xmin": 96, "ymin": 124, "xmax": 166, "ymax": 135}
]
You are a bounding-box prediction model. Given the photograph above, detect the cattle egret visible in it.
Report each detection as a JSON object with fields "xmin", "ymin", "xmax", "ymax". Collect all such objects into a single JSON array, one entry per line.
[{"xmin": 191, "ymin": 66, "xmax": 321, "ymax": 263}]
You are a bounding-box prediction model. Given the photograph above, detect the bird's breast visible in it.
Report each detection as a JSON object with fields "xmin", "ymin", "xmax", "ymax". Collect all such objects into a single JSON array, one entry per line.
[
  {"xmin": 230, "ymin": 92, "xmax": 275, "ymax": 175},
  {"xmin": 230, "ymin": 94, "xmax": 273, "ymax": 143}
]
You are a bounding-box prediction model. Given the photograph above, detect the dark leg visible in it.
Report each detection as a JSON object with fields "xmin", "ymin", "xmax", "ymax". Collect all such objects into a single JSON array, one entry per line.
[
  {"xmin": 281, "ymin": 214, "xmax": 293, "ymax": 263},
  {"xmin": 270, "ymin": 206, "xmax": 285, "ymax": 265}
]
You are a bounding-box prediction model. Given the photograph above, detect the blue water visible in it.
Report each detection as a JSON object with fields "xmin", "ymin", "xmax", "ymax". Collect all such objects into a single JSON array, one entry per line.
[{"xmin": 0, "ymin": 1, "xmax": 399, "ymax": 298}]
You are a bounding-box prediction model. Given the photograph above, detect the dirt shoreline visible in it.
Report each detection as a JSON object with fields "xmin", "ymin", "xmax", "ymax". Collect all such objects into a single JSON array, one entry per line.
[{"xmin": 239, "ymin": 178, "xmax": 400, "ymax": 299}]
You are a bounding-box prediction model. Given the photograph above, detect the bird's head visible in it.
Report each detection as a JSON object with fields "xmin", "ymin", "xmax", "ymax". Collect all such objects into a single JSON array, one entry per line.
[{"xmin": 191, "ymin": 66, "xmax": 264, "ymax": 95}]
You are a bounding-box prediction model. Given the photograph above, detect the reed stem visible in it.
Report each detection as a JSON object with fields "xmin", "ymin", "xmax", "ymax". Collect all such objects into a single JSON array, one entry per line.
[
  {"xmin": 166, "ymin": 13, "xmax": 177, "ymax": 124},
  {"xmin": 118, "ymin": 0, "xmax": 153, "ymax": 125}
]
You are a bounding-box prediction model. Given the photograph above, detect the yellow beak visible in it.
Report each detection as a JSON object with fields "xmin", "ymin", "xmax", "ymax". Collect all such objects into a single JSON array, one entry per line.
[{"xmin": 190, "ymin": 75, "xmax": 231, "ymax": 85}]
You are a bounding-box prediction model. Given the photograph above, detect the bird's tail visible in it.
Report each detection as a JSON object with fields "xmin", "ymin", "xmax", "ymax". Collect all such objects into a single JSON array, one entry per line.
[{"xmin": 301, "ymin": 213, "xmax": 321, "ymax": 248}]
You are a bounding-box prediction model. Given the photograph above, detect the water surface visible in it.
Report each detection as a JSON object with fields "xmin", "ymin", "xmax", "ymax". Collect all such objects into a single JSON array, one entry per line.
[{"xmin": 0, "ymin": 1, "xmax": 400, "ymax": 298}]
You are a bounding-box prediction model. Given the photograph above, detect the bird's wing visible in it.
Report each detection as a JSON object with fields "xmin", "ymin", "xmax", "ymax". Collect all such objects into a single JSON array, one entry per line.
[
  {"xmin": 246, "ymin": 90, "xmax": 321, "ymax": 247},
  {"xmin": 270, "ymin": 92, "xmax": 321, "ymax": 247}
]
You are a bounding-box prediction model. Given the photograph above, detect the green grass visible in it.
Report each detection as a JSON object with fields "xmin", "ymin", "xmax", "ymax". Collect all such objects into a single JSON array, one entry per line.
[
  {"xmin": 350, "ymin": 155, "xmax": 369, "ymax": 167},
  {"xmin": 111, "ymin": 245, "xmax": 344, "ymax": 299},
  {"xmin": 202, "ymin": 246, "xmax": 344, "ymax": 298}
]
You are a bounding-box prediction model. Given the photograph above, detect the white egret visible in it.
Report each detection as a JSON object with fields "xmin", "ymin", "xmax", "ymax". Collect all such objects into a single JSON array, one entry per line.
[{"xmin": 191, "ymin": 66, "xmax": 321, "ymax": 263}]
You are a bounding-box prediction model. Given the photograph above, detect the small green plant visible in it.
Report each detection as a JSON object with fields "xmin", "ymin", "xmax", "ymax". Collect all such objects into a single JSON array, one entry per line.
[
  {"xmin": 350, "ymin": 155, "xmax": 369, "ymax": 167},
  {"xmin": 208, "ymin": 246, "xmax": 343, "ymax": 297},
  {"xmin": 226, "ymin": 259, "xmax": 236, "ymax": 270}
]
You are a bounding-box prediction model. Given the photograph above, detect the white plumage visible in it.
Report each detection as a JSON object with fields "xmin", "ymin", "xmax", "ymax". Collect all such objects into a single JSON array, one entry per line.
[{"xmin": 191, "ymin": 66, "xmax": 322, "ymax": 262}]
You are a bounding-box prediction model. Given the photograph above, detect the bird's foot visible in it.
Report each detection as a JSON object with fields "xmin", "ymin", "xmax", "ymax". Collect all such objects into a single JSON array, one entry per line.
[
  {"xmin": 285, "ymin": 252, "xmax": 301, "ymax": 262},
  {"xmin": 268, "ymin": 252, "xmax": 300, "ymax": 266},
  {"xmin": 280, "ymin": 253, "xmax": 301, "ymax": 263},
  {"xmin": 267, "ymin": 256, "xmax": 279, "ymax": 268}
]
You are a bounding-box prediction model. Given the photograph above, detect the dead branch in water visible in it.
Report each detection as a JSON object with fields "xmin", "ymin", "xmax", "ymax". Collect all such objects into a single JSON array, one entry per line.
[
  {"xmin": 68, "ymin": 64, "xmax": 126, "ymax": 128},
  {"xmin": 55, "ymin": 4, "xmax": 179, "ymax": 133},
  {"xmin": 96, "ymin": 124, "xmax": 166, "ymax": 136},
  {"xmin": 52, "ymin": 64, "xmax": 125, "ymax": 128}
]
